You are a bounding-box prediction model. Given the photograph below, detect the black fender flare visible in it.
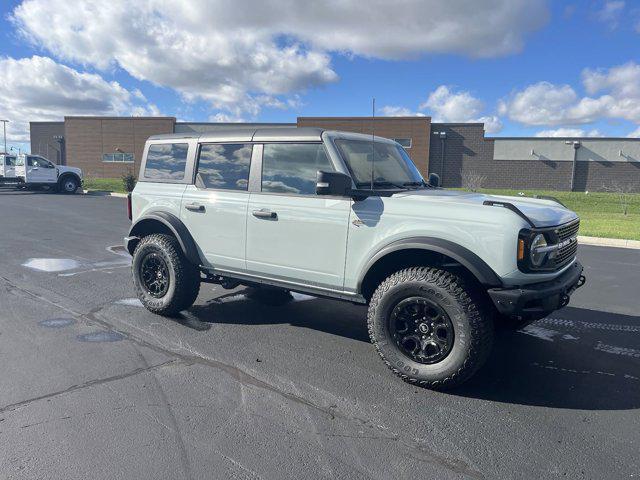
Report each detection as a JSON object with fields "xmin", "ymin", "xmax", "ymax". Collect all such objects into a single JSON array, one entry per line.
[
  {"xmin": 357, "ymin": 236, "xmax": 503, "ymax": 292},
  {"xmin": 126, "ymin": 211, "xmax": 202, "ymax": 266}
]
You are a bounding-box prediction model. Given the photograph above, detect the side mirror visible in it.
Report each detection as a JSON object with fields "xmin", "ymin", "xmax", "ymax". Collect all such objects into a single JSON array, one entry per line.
[
  {"xmin": 316, "ymin": 170, "xmax": 352, "ymax": 196},
  {"xmin": 428, "ymin": 173, "xmax": 441, "ymax": 188}
]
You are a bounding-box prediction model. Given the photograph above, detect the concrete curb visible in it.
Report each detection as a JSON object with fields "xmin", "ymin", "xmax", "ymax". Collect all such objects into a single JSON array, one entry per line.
[
  {"xmin": 82, "ymin": 189, "xmax": 128, "ymax": 198},
  {"xmin": 578, "ymin": 235, "xmax": 640, "ymax": 250}
]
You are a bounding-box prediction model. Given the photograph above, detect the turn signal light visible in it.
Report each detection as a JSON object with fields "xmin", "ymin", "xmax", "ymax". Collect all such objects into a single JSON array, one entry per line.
[{"xmin": 517, "ymin": 238, "xmax": 525, "ymax": 261}]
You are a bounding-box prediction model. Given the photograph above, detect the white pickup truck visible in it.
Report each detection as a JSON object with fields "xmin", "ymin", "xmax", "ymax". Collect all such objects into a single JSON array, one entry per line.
[
  {"xmin": 0, "ymin": 154, "xmax": 18, "ymax": 180},
  {"xmin": 13, "ymin": 154, "xmax": 83, "ymax": 193}
]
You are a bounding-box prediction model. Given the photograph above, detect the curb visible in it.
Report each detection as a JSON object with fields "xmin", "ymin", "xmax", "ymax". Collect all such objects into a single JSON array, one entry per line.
[
  {"xmin": 578, "ymin": 235, "xmax": 640, "ymax": 250},
  {"xmin": 83, "ymin": 189, "xmax": 128, "ymax": 198}
]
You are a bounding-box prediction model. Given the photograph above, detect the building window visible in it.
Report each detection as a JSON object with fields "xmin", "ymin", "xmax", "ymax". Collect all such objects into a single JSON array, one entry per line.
[
  {"xmin": 103, "ymin": 153, "xmax": 134, "ymax": 163},
  {"xmin": 393, "ymin": 138, "xmax": 412, "ymax": 149}
]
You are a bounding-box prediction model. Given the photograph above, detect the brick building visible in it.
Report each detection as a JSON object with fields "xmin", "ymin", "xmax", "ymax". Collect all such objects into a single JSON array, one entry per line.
[{"xmin": 29, "ymin": 116, "xmax": 640, "ymax": 191}]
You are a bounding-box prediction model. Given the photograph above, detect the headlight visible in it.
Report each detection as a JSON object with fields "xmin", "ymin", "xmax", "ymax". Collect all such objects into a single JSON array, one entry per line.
[{"xmin": 530, "ymin": 233, "xmax": 547, "ymax": 267}]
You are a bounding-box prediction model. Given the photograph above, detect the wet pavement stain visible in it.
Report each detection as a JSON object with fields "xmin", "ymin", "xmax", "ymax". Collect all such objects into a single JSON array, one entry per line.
[
  {"xmin": 39, "ymin": 318, "xmax": 76, "ymax": 328},
  {"xmin": 76, "ymin": 331, "xmax": 125, "ymax": 343},
  {"xmin": 22, "ymin": 258, "xmax": 81, "ymax": 272}
]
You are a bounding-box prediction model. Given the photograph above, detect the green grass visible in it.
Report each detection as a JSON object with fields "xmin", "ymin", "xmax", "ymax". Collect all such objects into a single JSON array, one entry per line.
[
  {"xmin": 83, "ymin": 178, "xmax": 639, "ymax": 240},
  {"xmin": 82, "ymin": 177, "xmax": 128, "ymax": 194},
  {"xmin": 466, "ymin": 189, "xmax": 640, "ymax": 241}
]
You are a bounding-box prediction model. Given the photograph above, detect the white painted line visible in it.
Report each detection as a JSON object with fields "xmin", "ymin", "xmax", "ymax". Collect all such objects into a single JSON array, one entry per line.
[
  {"xmin": 578, "ymin": 235, "xmax": 640, "ymax": 250},
  {"xmin": 539, "ymin": 317, "xmax": 640, "ymax": 333}
]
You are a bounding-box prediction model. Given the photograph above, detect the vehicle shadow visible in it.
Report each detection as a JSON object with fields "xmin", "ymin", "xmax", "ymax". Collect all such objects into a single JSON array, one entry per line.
[
  {"xmin": 181, "ymin": 292, "xmax": 639, "ymax": 410},
  {"xmin": 182, "ymin": 287, "xmax": 370, "ymax": 341},
  {"xmin": 454, "ymin": 306, "xmax": 640, "ymax": 410}
]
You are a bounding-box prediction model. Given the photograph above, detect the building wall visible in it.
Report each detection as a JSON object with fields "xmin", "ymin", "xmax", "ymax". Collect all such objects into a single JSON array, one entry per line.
[
  {"xmin": 64, "ymin": 117, "xmax": 175, "ymax": 178},
  {"xmin": 175, "ymin": 122, "xmax": 295, "ymax": 134},
  {"xmin": 29, "ymin": 122, "xmax": 65, "ymax": 164},
  {"xmin": 297, "ymin": 117, "xmax": 432, "ymax": 177},
  {"xmin": 493, "ymin": 138, "xmax": 640, "ymax": 191},
  {"xmin": 428, "ymin": 126, "xmax": 640, "ymax": 191}
]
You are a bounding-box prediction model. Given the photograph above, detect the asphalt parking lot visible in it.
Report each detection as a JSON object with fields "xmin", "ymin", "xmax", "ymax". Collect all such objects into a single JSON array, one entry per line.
[{"xmin": 0, "ymin": 188, "xmax": 639, "ymax": 480}]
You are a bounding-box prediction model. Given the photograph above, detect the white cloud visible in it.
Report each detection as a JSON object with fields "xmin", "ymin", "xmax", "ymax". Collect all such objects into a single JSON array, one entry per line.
[
  {"xmin": 379, "ymin": 106, "xmax": 426, "ymax": 117},
  {"xmin": 0, "ymin": 56, "xmax": 158, "ymax": 146},
  {"xmin": 499, "ymin": 62, "xmax": 640, "ymax": 128},
  {"xmin": 595, "ymin": 1, "xmax": 625, "ymax": 29},
  {"xmin": 535, "ymin": 128, "xmax": 604, "ymax": 137},
  {"xmin": 11, "ymin": 0, "xmax": 548, "ymax": 118},
  {"xmin": 420, "ymin": 86, "xmax": 503, "ymax": 133}
]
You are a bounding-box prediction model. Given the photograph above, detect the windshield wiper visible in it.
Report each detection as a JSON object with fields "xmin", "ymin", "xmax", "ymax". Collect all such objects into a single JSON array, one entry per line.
[
  {"xmin": 357, "ymin": 180, "xmax": 405, "ymax": 190},
  {"xmin": 402, "ymin": 181, "xmax": 428, "ymax": 189}
]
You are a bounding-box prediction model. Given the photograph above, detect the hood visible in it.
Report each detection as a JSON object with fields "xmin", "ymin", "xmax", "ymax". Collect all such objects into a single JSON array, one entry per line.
[{"xmin": 394, "ymin": 189, "xmax": 578, "ymax": 228}]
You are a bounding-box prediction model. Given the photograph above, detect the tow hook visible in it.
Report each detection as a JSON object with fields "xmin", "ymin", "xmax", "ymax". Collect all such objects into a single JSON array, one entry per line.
[{"xmin": 577, "ymin": 275, "xmax": 586, "ymax": 288}]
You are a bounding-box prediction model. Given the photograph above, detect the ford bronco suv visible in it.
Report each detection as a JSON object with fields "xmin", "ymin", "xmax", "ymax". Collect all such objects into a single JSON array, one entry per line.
[{"xmin": 125, "ymin": 128, "xmax": 585, "ymax": 389}]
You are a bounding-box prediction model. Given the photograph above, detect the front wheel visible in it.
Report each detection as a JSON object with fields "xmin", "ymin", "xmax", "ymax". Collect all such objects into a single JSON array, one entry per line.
[
  {"xmin": 367, "ymin": 267, "xmax": 493, "ymax": 390},
  {"xmin": 132, "ymin": 234, "xmax": 200, "ymax": 316},
  {"xmin": 58, "ymin": 176, "xmax": 79, "ymax": 194}
]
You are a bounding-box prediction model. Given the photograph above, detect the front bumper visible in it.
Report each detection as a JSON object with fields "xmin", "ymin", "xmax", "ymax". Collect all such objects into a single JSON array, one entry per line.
[{"xmin": 488, "ymin": 261, "xmax": 585, "ymax": 319}]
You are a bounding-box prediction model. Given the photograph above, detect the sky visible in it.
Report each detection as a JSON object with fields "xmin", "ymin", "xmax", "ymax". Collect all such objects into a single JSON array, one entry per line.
[{"xmin": 0, "ymin": 0, "xmax": 639, "ymax": 152}]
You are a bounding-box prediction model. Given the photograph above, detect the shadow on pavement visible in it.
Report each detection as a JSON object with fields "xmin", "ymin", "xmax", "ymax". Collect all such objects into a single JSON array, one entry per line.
[
  {"xmin": 455, "ymin": 306, "xmax": 640, "ymax": 410},
  {"xmin": 182, "ymin": 287, "xmax": 370, "ymax": 341},
  {"xmin": 180, "ymin": 291, "xmax": 639, "ymax": 410}
]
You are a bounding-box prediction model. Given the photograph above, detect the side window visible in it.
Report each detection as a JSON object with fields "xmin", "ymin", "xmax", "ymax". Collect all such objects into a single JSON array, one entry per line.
[
  {"xmin": 261, "ymin": 143, "xmax": 333, "ymax": 195},
  {"xmin": 197, "ymin": 144, "xmax": 252, "ymax": 191},
  {"xmin": 144, "ymin": 143, "xmax": 189, "ymax": 180},
  {"xmin": 5, "ymin": 156, "xmax": 16, "ymax": 166}
]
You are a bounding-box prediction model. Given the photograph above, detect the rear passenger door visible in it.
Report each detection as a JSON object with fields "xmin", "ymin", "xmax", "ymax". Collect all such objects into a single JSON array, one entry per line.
[
  {"xmin": 245, "ymin": 143, "xmax": 351, "ymax": 290},
  {"xmin": 180, "ymin": 143, "xmax": 254, "ymax": 271}
]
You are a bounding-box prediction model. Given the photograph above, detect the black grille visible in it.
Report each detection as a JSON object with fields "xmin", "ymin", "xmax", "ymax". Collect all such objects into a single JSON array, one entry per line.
[
  {"xmin": 556, "ymin": 219, "xmax": 580, "ymax": 242},
  {"xmin": 554, "ymin": 219, "xmax": 580, "ymax": 267}
]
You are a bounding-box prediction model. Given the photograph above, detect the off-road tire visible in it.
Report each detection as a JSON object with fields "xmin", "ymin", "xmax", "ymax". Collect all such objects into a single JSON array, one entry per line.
[
  {"xmin": 367, "ymin": 267, "xmax": 493, "ymax": 390},
  {"xmin": 132, "ymin": 234, "xmax": 200, "ymax": 316},
  {"xmin": 246, "ymin": 286, "xmax": 293, "ymax": 306},
  {"xmin": 58, "ymin": 175, "xmax": 79, "ymax": 194}
]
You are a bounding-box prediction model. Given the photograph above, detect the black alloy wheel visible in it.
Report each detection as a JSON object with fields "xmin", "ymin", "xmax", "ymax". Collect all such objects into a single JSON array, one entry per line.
[
  {"xmin": 389, "ymin": 296, "xmax": 454, "ymax": 364},
  {"xmin": 140, "ymin": 252, "xmax": 170, "ymax": 298}
]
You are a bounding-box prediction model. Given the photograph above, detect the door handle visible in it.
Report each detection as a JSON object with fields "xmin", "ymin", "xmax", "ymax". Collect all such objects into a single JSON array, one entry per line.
[
  {"xmin": 252, "ymin": 209, "xmax": 277, "ymax": 220},
  {"xmin": 185, "ymin": 203, "xmax": 205, "ymax": 212}
]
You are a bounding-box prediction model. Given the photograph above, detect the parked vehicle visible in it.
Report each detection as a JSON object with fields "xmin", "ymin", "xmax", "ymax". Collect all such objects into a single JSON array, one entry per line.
[
  {"xmin": 14, "ymin": 154, "xmax": 83, "ymax": 193},
  {"xmin": 124, "ymin": 128, "xmax": 585, "ymax": 389},
  {"xmin": 0, "ymin": 154, "xmax": 18, "ymax": 180}
]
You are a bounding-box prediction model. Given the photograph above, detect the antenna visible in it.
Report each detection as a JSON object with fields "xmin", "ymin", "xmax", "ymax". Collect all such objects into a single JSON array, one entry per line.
[{"xmin": 370, "ymin": 97, "xmax": 375, "ymax": 190}]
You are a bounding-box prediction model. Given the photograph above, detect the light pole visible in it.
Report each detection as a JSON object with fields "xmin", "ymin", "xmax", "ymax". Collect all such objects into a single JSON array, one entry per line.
[{"xmin": 0, "ymin": 120, "xmax": 8, "ymax": 154}]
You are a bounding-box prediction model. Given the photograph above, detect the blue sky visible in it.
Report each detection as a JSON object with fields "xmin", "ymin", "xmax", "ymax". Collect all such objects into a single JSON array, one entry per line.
[{"xmin": 1, "ymin": 0, "xmax": 639, "ymax": 151}]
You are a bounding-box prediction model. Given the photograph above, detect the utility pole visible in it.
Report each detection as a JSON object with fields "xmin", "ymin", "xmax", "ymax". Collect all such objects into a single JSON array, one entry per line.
[{"xmin": 0, "ymin": 120, "xmax": 8, "ymax": 154}]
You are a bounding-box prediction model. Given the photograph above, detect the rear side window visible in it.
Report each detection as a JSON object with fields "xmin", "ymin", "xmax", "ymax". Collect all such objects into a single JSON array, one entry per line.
[
  {"xmin": 197, "ymin": 144, "xmax": 252, "ymax": 190},
  {"xmin": 144, "ymin": 143, "xmax": 189, "ymax": 180},
  {"xmin": 261, "ymin": 143, "xmax": 333, "ymax": 195}
]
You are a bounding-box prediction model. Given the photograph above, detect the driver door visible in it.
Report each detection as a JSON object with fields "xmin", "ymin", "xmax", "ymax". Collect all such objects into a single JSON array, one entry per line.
[{"xmin": 27, "ymin": 156, "xmax": 57, "ymax": 183}]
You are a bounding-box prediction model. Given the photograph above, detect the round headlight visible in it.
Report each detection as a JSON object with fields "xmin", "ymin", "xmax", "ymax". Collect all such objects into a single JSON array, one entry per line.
[{"xmin": 530, "ymin": 233, "xmax": 547, "ymax": 267}]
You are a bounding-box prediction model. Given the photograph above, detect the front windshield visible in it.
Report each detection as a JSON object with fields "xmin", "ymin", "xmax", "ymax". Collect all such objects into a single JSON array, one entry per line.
[{"xmin": 334, "ymin": 139, "xmax": 424, "ymax": 189}]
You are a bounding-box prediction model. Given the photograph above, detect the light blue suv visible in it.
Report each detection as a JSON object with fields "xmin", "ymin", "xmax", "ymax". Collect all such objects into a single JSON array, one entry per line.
[{"xmin": 125, "ymin": 127, "xmax": 585, "ymax": 388}]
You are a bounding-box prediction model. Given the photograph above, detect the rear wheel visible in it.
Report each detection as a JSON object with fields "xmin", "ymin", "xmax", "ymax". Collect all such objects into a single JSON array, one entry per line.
[
  {"xmin": 58, "ymin": 176, "xmax": 79, "ymax": 194},
  {"xmin": 132, "ymin": 234, "xmax": 200, "ymax": 316},
  {"xmin": 367, "ymin": 267, "xmax": 493, "ymax": 389}
]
